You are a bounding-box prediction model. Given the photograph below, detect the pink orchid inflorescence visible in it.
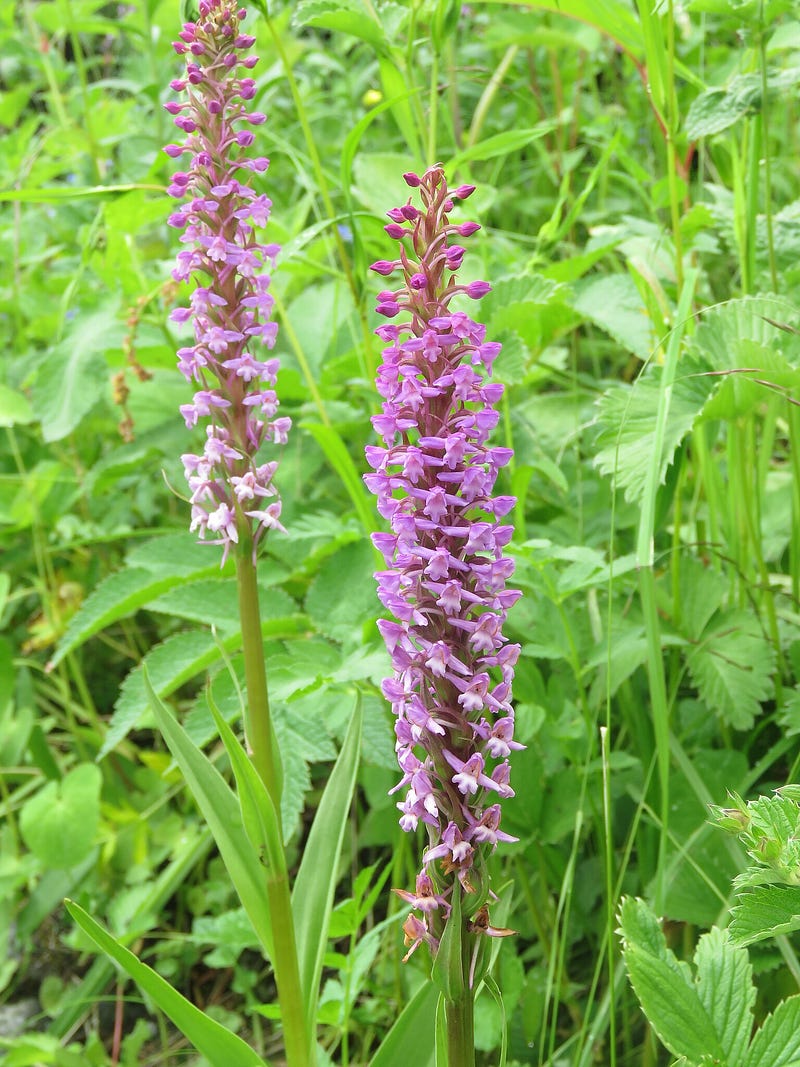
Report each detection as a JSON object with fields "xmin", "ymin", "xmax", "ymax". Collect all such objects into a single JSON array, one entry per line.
[
  {"xmin": 166, "ymin": 0, "xmax": 288, "ymax": 563},
  {"xmin": 365, "ymin": 165, "xmax": 522, "ymax": 963}
]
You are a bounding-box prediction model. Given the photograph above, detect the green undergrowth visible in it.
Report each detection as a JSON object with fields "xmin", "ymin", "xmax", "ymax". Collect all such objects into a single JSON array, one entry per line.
[{"xmin": 2, "ymin": 0, "xmax": 800, "ymax": 1064}]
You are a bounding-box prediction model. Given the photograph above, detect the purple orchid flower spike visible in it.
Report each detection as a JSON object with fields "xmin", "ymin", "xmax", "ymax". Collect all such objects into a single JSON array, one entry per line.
[
  {"xmin": 166, "ymin": 0, "xmax": 288, "ymax": 563},
  {"xmin": 365, "ymin": 164, "xmax": 522, "ymax": 969}
]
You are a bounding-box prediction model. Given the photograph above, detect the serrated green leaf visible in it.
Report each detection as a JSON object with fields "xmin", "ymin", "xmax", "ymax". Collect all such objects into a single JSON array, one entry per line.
[
  {"xmin": 126, "ymin": 533, "xmax": 235, "ymax": 577},
  {"xmin": 686, "ymin": 84, "xmax": 757, "ymax": 139},
  {"xmin": 574, "ymin": 273, "xmax": 654, "ymax": 359},
  {"xmin": 743, "ymin": 994, "xmax": 800, "ymax": 1067},
  {"xmin": 101, "ymin": 631, "xmax": 218, "ymax": 757},
  {"xmin": 149, "ymin": 580, "xmax": 296, "ymax": 634},
  {"xmin": 305, "ymin": 538, "xmax": 376, "ymax": 643},
  {"xmin": 694, "ymin": 927, "xmax": 755, "ymax": 1067},
  {"xmin": 51, "ymin": 567, "xmax": 217, "ymax": 669},
  {"xmin": 619, "ymin": 898, "xmax": 725, "ymax": 1063},
  {"xmin": 274, "ymin": 721, "xmax": 312, "ymax": 842},
  {"xmin": 677, "ymin": 557, "xmax": 728, "ymax": 641},
  {"xmin": 101, "ymin": 616, "xmax": 308, "ymax": 757},
  {"xmin": 730, "ymin": 885, "xmax": 800, "ymax": 947},
  {"xmin": 293, "ymin": 0, "xmax": 387, "ymax": 50},
  {"xmin": 686, "ymin": 611, "xmax": 775, "ymax": 729},
  {"xmin": 64, "ymin": 902, "xmax": 267, "ymax": 1067},
  {"xmin": 594, "ymin": 371, "xmax": 711, "ymax": 503}
]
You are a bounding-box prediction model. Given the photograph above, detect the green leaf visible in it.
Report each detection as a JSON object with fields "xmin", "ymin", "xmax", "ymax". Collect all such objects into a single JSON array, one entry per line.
[
  {"xmin": 730, "ymin": 885, "xmax": 800, "ymax": 947},
  {"xmin": 302, "ymin": 422, "xmax": 375, "ymax": 536},
  {"xmin": 378, "ymin": 56, "xmax": 422, "ymax": 159},
  {"xmin": 19, "ymin": 763, "xmax": 101, "ymax": 869},
  {"xmin": 694, "ymin": 927, "xmax": 755, "ymax": 1067},
  {"xmin": 448, "ymin": 125, "xmax": 554, "ymax": 171},
  {"xmin": 619, "ymin": 897, "xmax": 725, "ymax": 1063},
  {"xmin": 101, "ymin": 615, "xmax": 307, "ymax": 757},
  {"xmin": 64, "ymin": 902, "xmax": 267, "ymax": 1067},
  {"xmin": 479, "ymin": 975, "xmax": 508, "ymax": 1067},
  {"xmin": 686, "ymin": 81, "xmax": 759, "ymax": 139},
  {"xmin": 574, "ymin": 273, "xmax": 654, "ymax": 360},
  {"xmin": 686, "ymin": 69, "xmax": 800, "ymax": 140},
  {"xmin": 292, "ymin": 0, "xmax": 388, "ymax": 51},
  {"xmin": 369, "ymin": 981, "xmax": 438, "ymax": 1067},
  {"xmin": 594, "ymin": 371, "xmax": 711, "ymax": 503},
  {"xmin": 208, "ymin": 698, "xmax": 286, "ymax": 879},
  {"xmin": 0, "ymin": 384, "xmax": 34, "ymax": 427},
  {"xmin": 305, "ymin": 539, "xmax": 377, "ymax": 643},
  {"xmin": 686, "ymin": 611, "xmax": 775, "ymax": 729},
  {"xmin": 144, "ymin": 672, "xmax": 274, "ymax": 961},
  {"xmin": 743, "ymin": 995, "xmax": 800, "ymax": 1067},
  {"xmin": 431, "ymin": 884, "xmax": 464, "ymax": 1002},
  {"xmin": 50, "ymin": 567, "xmax": 216, "ymax": 669},
  {"xmin": 31, "ymin": 309, "xmax": 124, "ymax": 442},
  {"xmin": 292, "ymin": 697, "xmax": 362, "ymax": 1037},
  {"xmin": 483, "ymin": 0, "xmax": 645, "ymax": 59}
]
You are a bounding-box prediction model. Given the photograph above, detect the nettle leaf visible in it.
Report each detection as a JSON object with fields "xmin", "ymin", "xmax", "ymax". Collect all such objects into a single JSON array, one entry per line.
[
  {"xmin": 619, "ymin": 897, "xmax": 725, "ymax": 1064},
  {"xmin": 305, "ymin": 538, "xmax": 377, "ymax": 644},
  {"xmin": 20, "ymin": 763, "xmax": 102, "ymax": 869},
  {"xmin": 694, "ymin": 927, "xmax": 755, "ymax": 1067},
  {"xmin": 274, "ymin": 717, "xmax": 311, "ymax": 841},
  {"xmin": 688, "ymin": 295, "xmax": 800, "ymax": 374},
  {"xmin": 686, "ymin": 68, "xmax": 800, "ymax": 140},
  {"xmin": 686, "ymin": 78, "xmax": 760, "ymax": 139},
  {"xmin": 677, "ymin": 556, "xmax": 728, "ymax": 641},
  {"xmin": 125, "ymin": 533, "xmax": 236, "ymax": 577},
  {"xmin": 484, "ymin": 274, "xmax": 576, "ymax": 355},
  {"xmin": 574, "ymin": 273, "xmax": 654, "ymax": 359},
  {"xmin": 102, "ymin": 631, "xmax": 218, "ymax": 757},
  {"xmin": 594, "ymin": 371, "xmax": 711, "ymax": 503},
  {"xmin": 51, "ymin": 565, "xmax": 219, "ymax": 668},
  {"xmin": 31, "ymin": 308, "xmax": 125, "ymax": 442},
  {"xmin": 743, "ymin": 995, "xmax": 800, "ymax": 1067},
  {"xmin": 686, "ymin": 611, "xmax": 775, "ymax": 730},
  {"xmin": 150, "ymin": 581, "xmax": 296, "ymax": 635},
  {"xmin": 292, "ymin": 0, "xmax": 387, "ymax": 52},
  {"xmin": 730, "ymin": 885, "xmax": 800, "ymax": 947}
]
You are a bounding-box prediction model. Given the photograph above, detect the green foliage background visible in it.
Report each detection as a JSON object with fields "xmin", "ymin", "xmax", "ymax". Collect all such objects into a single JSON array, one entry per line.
[{"xmin": 3, "ymin": 0, "xmax": 800, "ymax": 1063}]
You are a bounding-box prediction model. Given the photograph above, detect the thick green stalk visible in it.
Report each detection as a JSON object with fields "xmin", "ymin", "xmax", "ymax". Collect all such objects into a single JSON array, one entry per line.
[
  {"xmin": 235, "ymin": 546, "xmax": 311, "ymax": 1067},
  {"xmin": 445, "ymin": 991, "xmax": 475, "ymax": 1067},
  {"xmin": 236, "ymin": 549, "xmax": 281, "ymax": 803}
]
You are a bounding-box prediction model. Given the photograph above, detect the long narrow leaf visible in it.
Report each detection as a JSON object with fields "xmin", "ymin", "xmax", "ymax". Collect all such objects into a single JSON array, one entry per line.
[
  {"xmin": 292, "ymin": 696, "xmax": 362, "ymax": 1034},
  {"xmin": 208, "ymin": 697, "xmax": 286, "ymax": 879},
  {"xmin": 369, "ymin": 981, "xmax": 438, "ymax": 1067},
  {"xmin": 65, "ymin": 902, "xmax": 268, "ymax": 1067},
  {"xmin": 143, "ymin": 670, "xmax": 274, "ymax": 960},
  {"xmin": 52, "ymin": 828, "xmax": 212, "ymax": 1038}
]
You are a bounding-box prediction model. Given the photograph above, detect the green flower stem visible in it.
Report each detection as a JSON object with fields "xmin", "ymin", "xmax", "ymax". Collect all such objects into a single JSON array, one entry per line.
[
  {"xmin": 236, "ymin": 548, "xmax": 281, "ymax": 803},
  {"xmin": 445, "ymin": 990, "xmax": 475, "ymax": 1067},
  {"xmin": 235, "ymin": 546, "xmax": 311, "ymax": 1067}
]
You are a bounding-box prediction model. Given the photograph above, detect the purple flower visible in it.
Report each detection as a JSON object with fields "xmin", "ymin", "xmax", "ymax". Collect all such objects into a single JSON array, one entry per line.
[
  {"xmin": 166, "ymin": 0, "xmax": 288, "ymax": 563},
  {"xmin": 365, "ymin": 165, "xmax": 521, "ymax": 962}
]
